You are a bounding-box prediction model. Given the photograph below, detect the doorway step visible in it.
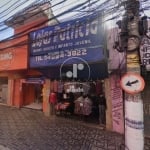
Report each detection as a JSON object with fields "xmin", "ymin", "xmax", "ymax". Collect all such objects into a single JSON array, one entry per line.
[{"xmin": 23, "ymin": 102, "xmax": 42, "ymax": 110}]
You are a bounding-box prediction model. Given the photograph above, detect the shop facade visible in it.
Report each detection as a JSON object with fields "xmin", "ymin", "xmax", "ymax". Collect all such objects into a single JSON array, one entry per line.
[
  {"xmin": 0, "ymin": 40, "xmax": 45, "ymax": 108},
  {"xmin": 0, "ymin": 43, "xmax": 28, "ymax": 107},
  {"xmin": 29, "ymin": 12, "xmax": 110, "ymax": 126},
  {"xmin": 0, "ymin": 1, "xmax": 57, "ymax": 110}
]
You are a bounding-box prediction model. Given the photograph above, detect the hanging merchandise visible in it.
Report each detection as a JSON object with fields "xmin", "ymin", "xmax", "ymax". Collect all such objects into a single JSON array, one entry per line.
[
  {"xmin": 51, "ymin": 79, "xmax": 106, "ymax": 125},
  {"xmin": 50, "ymin": 81, "xmax": 54, "ymax": 92},
  {"xmin": 49, "ymin": 92, "xmax": 57, "ymax": 104},
  {"xmin": 82, "ymin": 96, "xmax": 92, "ymax": 116},
  {"xmin": 74, "ymin": 95, "xmax": 84, "ymax": 115},
  {"xmin": 53, "ymin": 80, "xmax": 58, "ymax": 92},
  {"xmin": 57, "ymin": 80, "xmax": 64, "ymax": 93},
  {"xmin": 82, "ymin": 81, "xmax": 90, "ymax": 95}
]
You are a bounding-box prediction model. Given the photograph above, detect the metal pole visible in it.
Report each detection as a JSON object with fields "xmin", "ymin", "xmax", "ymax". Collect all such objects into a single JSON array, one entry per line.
[{"xmin": 125, "ymin": 0, "xmax": 144, "ymax": 149}]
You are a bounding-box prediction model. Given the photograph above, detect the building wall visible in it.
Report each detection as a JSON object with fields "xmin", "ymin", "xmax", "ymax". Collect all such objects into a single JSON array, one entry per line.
[
  {"xmin": 0, "ymin": 2, "xmax": 54, "ymax": 108},
  {"xmin": 42, "ymin": 79, "xmax": 51, "ymax": 116},
  {"xmin": 0, "ymin": 47, "xmax": 28, "ymax": 71},
  {"xmin": 104, "ymin": 78, "xmax": 113, "ymax": 131},
  {"xmin": 12, "ymin": 79, "xmax": 21, "ymax": 107},
  {"xmin": 14, "ymin": 16, "xmax": 48, "ymax": 34}
]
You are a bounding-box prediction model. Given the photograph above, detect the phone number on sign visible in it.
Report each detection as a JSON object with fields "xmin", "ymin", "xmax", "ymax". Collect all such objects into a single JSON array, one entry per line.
[
  {"xmin": 64, "ymin": 48, "xmax": 87, "ymax": 57},
  {"xmin": 35, "ymin": 48, "xmax": 87, "ymax": 62},
  {"xmin": 47, "ymin": 48, "xmax": 87, "ymax": 59}
]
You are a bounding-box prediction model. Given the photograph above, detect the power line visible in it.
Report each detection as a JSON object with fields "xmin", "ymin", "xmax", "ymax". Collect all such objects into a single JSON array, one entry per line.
[
  {"xmin": 0, "ymin": 0, "xmax": 117, "ymax": 31},
  {"xmin": 1, "ymin": 0, "xmax": 147, "ymax": 43},
  {"xmin": 0, "ymin": 0, "xmax": 13, "ymax": 10},
  {"xmin": 0, "ymin": 0, "xmax": 32, "ymax": 21},
  {"xmin": 0, "ymin": 1, "xmax": 63, "ymax": 31},
  {"xmin": 0, "ymin": 0, "xmax": 45, "ymax": 25},
  {"xmin": 2, "ymin": 0, "xmax": 114, "ymax": 42},
  {"xmin": 0, "ymin": 0, "xmax": 76, "ymax": 30},
  {"xmin": 0, "ymin": 9, "xmax": 104, "ymax": 51},
  {"xmin": 0, "ymin": 0, "xmax": 93, "ymax": 44}
]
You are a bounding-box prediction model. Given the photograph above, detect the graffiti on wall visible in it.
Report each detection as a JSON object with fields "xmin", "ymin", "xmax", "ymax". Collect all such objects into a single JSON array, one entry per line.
[{"xmin": 110, "ymin": 74, "xmax": 124, "ymax": 134}]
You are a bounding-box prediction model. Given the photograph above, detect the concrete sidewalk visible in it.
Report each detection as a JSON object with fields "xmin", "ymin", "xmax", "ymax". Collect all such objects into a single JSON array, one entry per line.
[{"xmin": 0, "ymin": 105, "xmax": 148, "ymax": 150}]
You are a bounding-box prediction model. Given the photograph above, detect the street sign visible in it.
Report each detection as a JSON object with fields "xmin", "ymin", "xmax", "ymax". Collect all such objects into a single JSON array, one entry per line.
[{"xmin": 120, "ymin": 73, "xmax": 145, "ymax": 94}]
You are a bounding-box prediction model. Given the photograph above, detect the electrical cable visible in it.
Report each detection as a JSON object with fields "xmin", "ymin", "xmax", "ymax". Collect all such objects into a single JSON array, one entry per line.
[
  {"xmin": 0, "ymin": 0, "xmax": 115, "ymax": 28},
  {"xmin": 0, "ymin": 0, "xmax": 13, "ymax": 10},
  {"xmin": 0, "ymin": 0, "xmax": 32, "ymax": 21},
  {"xmin": 58, "ymin": 0, "xmax": 118, "ymax": 22},
  {"xmin": 0, "ymin": 0, "xmax": 65, "ymax": 31},
  {"xmin": 0, "ymin": 0, "xmax": 148, "ymax": 27},
  {"xmin": 0, "ymin": 0, "xmax": 96, "ymax": 46},
  {"xmin": 0, "ymin": 0, "xmax": 116, "ymax": 36},
  {"xmin": 0, "ymin": 0, "xmax": 90, "ymax": 28},
  {"xmin": 0, "ymin": 0, "xmax": 148, "ymax": 77},
  {"xmin": 2, "ymin": 0, "xmax": 129, "ymax": 44},
  {"xmin": 0, "ymin": 0, "xmax": 47, "ymax": 25},
  {"xmin": 0, "ymin": 0, "xmax": 37, "ymax": 26},
  {"xmin": 0, "ymin": 11, "xmax": 103, "ymax": 51},
  {"xmin": 0, "ymin": 0, "xmax": 107, "ymax": 43},
  {"xmin": 0, "ymin": 12, "xmax": 109, "ymax": 51},
  {"xmin": 0, "ymin": 0, "xmax": 61, "ymax": 26},
  {"xmin": 0, "ymin": 0, "xmax": 146, "ymax": 55},
  {"xmin": 0, "ymin": 0, "xmax": 67, "ymax": 30}
]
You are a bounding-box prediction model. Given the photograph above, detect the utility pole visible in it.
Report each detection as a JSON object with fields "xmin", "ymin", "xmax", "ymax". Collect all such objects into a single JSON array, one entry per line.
[{"xmin": 123, "ymin": 0, "xmax": 144, "ymax": 149}]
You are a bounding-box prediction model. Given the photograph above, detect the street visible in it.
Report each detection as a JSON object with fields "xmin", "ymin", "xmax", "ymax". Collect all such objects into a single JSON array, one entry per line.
[{"xmin": 0, "ymin": 105, "xmax": 148, "ymax": 150}]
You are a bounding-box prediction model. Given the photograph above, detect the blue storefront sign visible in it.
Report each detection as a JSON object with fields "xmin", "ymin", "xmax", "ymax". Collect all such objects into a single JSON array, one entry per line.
[{"xmin": 29, "ymin": 13, "xmax": 106, "ymax": 67}]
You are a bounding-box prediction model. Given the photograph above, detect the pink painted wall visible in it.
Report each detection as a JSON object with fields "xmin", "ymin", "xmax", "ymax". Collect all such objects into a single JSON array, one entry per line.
[{"xmin": 110, "ymin": 74, "xmax": 124, "ymax": 134}]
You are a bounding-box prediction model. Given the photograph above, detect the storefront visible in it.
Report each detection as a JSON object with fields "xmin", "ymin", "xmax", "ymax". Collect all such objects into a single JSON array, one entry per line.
[
  {"xmin": 0, "ymin": 41, "xmax": 44, "ymax": 109},
  {"xmin": 48, "ymin": 79, "xmax": 106, "ymax": 124},
  {"xmin": 1, "ymin": 1, "xmax": 57, "ymax": 110},
  {"xmin": 21, "ymin": 78, "xmax": 44, "ymax": 110},
  {"xmin": 29, "ymin": 13, "xmax": 109, "ymax": 125},
  {"xmin": 0, "ymin": 46, "xmax": 28, "ymax": 107}
]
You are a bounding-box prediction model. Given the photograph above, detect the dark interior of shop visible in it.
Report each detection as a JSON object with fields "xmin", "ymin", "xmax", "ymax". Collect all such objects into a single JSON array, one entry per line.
[{"xmin": 49, "ymin": 79, "xmax": 107, "ymax": 125}]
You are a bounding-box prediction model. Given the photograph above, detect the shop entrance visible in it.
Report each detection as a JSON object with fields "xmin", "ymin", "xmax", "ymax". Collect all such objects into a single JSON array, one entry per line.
[
  {"xmin": 22, "ymin": 83, "xmax": 43, "ymax": 110},
  {"xmin": 50, "ymin": 80, "xmax": 106, "ymax": 125},
  {"xmin": 0, "ymin": 77, "xmax": 8, "ymax": 104}
]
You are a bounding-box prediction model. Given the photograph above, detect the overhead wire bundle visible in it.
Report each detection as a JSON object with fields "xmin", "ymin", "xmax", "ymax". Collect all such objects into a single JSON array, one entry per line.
[
  {"xmin": 0, "ymin": 0, "xmax": 149, "ymax": 50},
  {"xmin": 0, "ymin": 0, "xmax": 118, "ymax": 50}
]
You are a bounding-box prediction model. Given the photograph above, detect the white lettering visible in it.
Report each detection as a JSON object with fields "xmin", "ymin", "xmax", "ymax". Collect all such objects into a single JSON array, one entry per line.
[
  {"xmin": 32, "ymin": 18, "xmax": 99, "ymax": 48},
  {"xmin": 0, "ymin": 52, "xmax": 13, "ymax": 60}
]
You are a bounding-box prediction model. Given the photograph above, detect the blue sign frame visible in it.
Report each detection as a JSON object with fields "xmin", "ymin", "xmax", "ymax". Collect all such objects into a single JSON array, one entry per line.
[{"xmin": 29, "ymin": 13, "xmax": 106, "ymax": 67}]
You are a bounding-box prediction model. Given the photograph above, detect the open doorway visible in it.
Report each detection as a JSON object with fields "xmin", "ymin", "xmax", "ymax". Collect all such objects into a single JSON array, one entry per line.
[
  {"xmin": 0, "ymin": 77, "xmax": 8, "ymax": 104},
  {"xmin": 22, "ymin": 83, "xmax": 43, "ymax": 110}
]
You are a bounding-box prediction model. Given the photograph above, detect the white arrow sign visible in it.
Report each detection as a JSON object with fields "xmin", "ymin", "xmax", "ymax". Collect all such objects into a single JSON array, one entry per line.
[{"xmin": 120, "ymin": 73, "xmax": 145, "ymax": 94}]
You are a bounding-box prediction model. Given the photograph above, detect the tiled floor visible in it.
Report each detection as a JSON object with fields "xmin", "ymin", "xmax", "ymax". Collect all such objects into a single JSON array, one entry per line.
[{"xmin": 0, "ymin": 105, "xmax": 148, "ymax": 150}]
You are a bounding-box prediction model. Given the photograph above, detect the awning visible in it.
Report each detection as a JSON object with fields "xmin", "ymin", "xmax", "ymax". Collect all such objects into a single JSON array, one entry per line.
[
  {"xmin": 38, "ymin": 62, "xmax": 108, "ymax": 80},
  {"xmin": 22, "ymin": 78, "xmax": 45, "ymax": 84}
]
